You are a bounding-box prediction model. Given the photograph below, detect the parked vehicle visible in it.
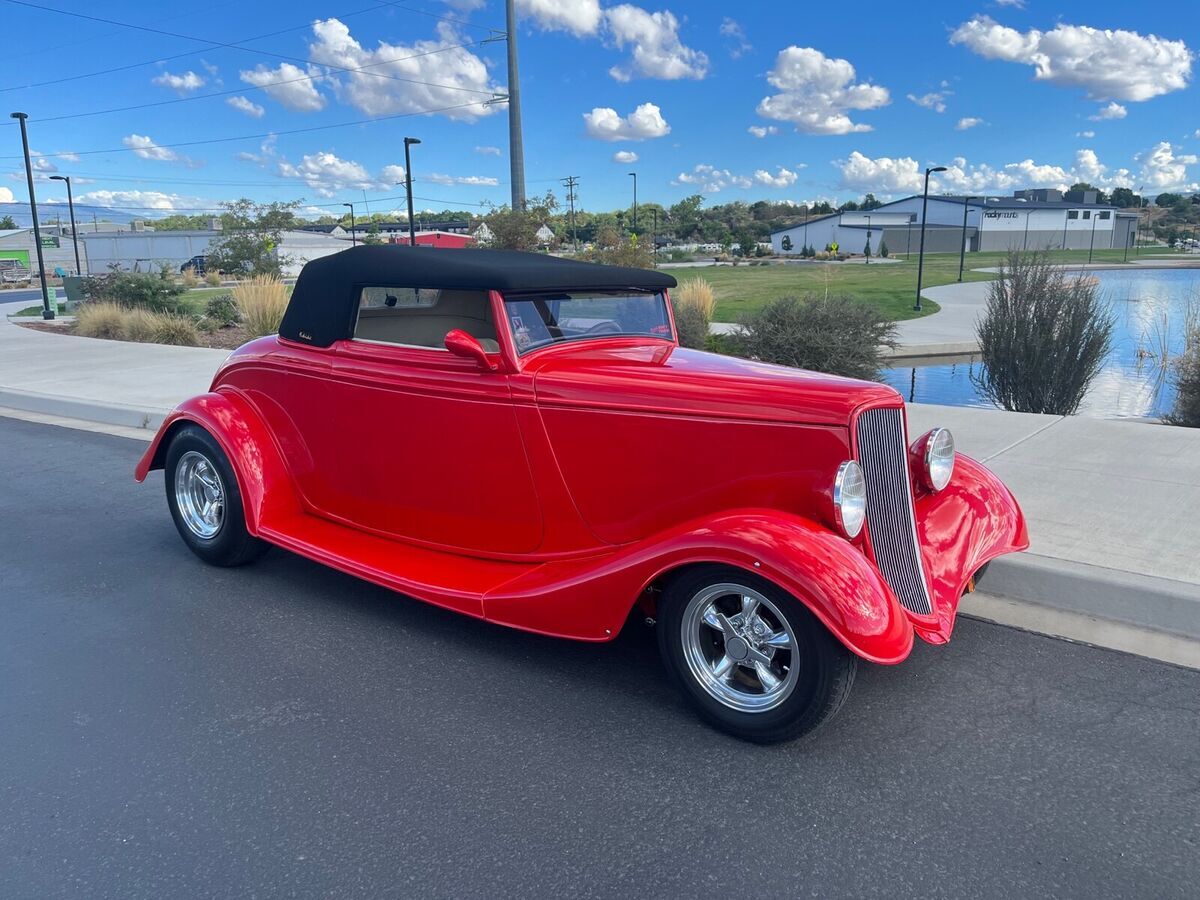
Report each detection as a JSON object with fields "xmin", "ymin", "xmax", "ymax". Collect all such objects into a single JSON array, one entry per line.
[
  {"xmin": 180, "ymin": 255, "xmax": 208, "ymax": 275},
  {"xmin": 136, "ymin": 246, "xmax": 1027, "ymax": 742},
  {"xmin": 1, "ymin": 266, "xmax": 31, "ymax": 283}
]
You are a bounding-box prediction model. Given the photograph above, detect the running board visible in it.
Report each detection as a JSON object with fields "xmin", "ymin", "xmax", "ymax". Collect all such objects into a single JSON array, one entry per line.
[{"xmin": 258, "ymin": 512, "xmax": 538, "ymax": 619}]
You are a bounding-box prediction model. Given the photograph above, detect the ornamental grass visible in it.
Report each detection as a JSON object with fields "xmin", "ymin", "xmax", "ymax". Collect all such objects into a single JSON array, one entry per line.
[
  {"xmin": 233, "ymin": 275, "xmax": 288, "ymax": 337},
  {"xmin": 672, "ymin": 277, "xmax": 716, "ymax": 350},
  {"xmin": 75, "ymin": 301, "xmax": 127, "ymax": 340}
]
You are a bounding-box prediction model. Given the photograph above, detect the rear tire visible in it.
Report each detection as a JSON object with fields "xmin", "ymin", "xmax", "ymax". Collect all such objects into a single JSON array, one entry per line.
[
  {"xmin": 657, "ymin": 565, "xmax": 856, "ymax": 743},
  {"xmin": 164, "ymin": 424, "xmax": 268, "ymax": 567}
]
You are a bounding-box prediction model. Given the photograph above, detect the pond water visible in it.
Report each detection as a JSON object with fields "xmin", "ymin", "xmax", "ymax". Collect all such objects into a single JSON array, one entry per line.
[{"xmin": 883, "ymin": 268, "xmax": 1200, "ymax": 419}]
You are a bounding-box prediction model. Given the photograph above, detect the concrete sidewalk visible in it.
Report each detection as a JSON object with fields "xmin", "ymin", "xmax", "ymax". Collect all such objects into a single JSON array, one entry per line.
[{"xmin": 4, "ymin": 299, "xmax": 1198, "ymax": 666}]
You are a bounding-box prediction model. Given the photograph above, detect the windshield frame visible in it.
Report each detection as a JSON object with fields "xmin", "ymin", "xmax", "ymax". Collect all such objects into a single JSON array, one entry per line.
[{"xmin": 500, "ymin": 288, "xmax": 675, "ymax": 356}]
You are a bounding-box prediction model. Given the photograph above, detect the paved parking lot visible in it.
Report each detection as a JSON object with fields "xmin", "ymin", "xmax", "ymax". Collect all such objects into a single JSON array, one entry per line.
[{"xmin": 2, "ymin": 415, "xmax": 1198, "ymax": 898}]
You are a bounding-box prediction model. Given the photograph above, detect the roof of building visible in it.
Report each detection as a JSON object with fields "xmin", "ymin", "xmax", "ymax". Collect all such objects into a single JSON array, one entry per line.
[
  {"xmin": 280, "ymin": 245, "xmax": 677, "ymax": 348},
  {"xmin": 296, "ymin": 223, "xmax": 344, "ymax": 233}
]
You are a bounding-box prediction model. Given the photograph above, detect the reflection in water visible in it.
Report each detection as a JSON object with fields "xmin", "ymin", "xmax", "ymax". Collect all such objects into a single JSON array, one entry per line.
[{"xmin": 885, "ymin": 268, "xmax": 1199, "ymax": 419}]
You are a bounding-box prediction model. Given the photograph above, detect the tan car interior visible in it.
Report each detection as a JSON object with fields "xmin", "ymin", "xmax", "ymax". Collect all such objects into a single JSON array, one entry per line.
[{"xmin": 354, "ymin": 288, "xmax": 500, "ymax": 352}]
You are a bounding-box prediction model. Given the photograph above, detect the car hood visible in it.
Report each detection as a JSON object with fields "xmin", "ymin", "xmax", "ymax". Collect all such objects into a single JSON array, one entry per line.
[{"xmin": 528, "ymin": 343, "xmax": 901, "ymax": 426}]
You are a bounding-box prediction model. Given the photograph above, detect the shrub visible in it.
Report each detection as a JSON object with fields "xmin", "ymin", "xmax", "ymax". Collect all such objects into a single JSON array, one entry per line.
[
  {"xmin": 972, "ymin": 251, "xmax": 1115, "ymax": 415},
  {"xmin": 152, "ymin": 314, "xmax": 200, "ymax": 346},
  {"xmin": 233, "ymin": 275, "xmax": 288, "ymax": 337},
  {"xmin": 204, "ymin": 293, "xmax": 241, "ymax": 327},
  {"xmin": 75, "ymin": 301, "xmax": 127, "ymax": 340},
  {"xmin": 120, "ymin": 307, "xmax": 159, "ymax": 342},
  {"xmin": 731, "ymin": 294, "xmax": 897, "ymax": 381},
  {"xmin": 80, "ymin": 269, "xmax": 187, "ymax": 313},
  {"xmin": 879, "ymin": 239, "xmax": 889, "ymax": 258},
  {"xmin": 181, "ymin": 269, "xmax": 199, "ymax": 289},
  {"xmin": 1167, "ymin": 321, "xmax": 1200, "ymax": 427},
  {"xmin": 204, "ymin": 270, "xmax": 222, "ymax": 287},
  {"xmin": 671, "ymin": 277, "xmax": 716, "ymax": 349}
]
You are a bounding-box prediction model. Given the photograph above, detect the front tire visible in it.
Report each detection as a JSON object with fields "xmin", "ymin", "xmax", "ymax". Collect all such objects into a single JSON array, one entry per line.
[
  {"xmin": 657, "ymin": 566, "xmax": 856, "ymax": 743},
  {"xmin": 164, "ymin": 424, "xmax": 267, "ymax": 567}
]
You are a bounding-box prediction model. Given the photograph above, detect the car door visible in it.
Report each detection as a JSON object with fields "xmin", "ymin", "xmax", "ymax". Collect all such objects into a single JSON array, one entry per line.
[{"xmin": 315, "ymin": 286, "xmax": 544, "ymax": 556}]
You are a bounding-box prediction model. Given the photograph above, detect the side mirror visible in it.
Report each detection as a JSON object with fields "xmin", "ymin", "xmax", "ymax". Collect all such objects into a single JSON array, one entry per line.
[{"xmin": 445, "ymin": 329, "xmax": 499, "ymax": 372}]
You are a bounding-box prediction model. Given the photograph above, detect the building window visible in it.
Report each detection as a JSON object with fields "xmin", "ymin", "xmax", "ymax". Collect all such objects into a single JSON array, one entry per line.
[
  {"xmin": 1098, "ymin": 211, "xmax": 1111, "ymax": 220},
  {"xmin": 1082, "ymin": 211, "xmax": 1091, "ymax": 220},
  {"xmin": 1068, "ymin": 210, "xmax": 1079, "ymax": 220}
]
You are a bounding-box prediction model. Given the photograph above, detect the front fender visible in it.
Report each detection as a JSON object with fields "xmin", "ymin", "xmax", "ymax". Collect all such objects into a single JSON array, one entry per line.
[
  {"xmin": 134, "ymin": 391, "xmax": 297, "ymax": 534},
  {"xmin": 483, "ymin": 510, "xmax": 915, "ymax": 663},
  {"xmin": 914, "ymin": 453, "xmax": 1029, "ymax": 643}
]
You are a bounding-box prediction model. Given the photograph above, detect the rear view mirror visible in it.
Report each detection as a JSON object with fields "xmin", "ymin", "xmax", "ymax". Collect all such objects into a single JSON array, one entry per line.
[{"xmin": 445, "ymin": 329, "xmax": 499, "ymax": 371}]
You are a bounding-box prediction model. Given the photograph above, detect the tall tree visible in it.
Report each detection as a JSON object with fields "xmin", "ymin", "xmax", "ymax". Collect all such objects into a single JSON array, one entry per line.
[{"xmin": 206, "ymin": 199, "xmax": 300, "ymax": 277}]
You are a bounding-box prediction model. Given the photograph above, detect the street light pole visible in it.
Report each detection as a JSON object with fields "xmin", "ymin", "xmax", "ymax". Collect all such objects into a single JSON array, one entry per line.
[
  {"xmin": 1135, "ymin": 186, "xmax": 1145, "ymax": 255},
  {"xmin": 957, "ymin": 195, "xmax": 976, "ymax": 282},
  {"xmin": 914, "ymin": 166, "xmax": 946, "ymax": 312},
  {"xmin": 10, "ymin": 113, "xmax": 52, "ymax": 319},
  {"xmin": 49, "ymin": 175, "xmax": 82, "ymax": 275},
  {"xmin": 865, "ymin": 214, "xmax": 871, "ymax": 264},
  {"xmin": 1088, "ymin": 211, "xmax": 1098, "ymax": 264},
  {"xmin": 343, "ymin": 203, "xmax": 356, "ymax": 246},
  {"xmin": 629, "ymin": 172, "xmax": 638, "ymax": 232},
  {"xmin": 404, "ymin": 137, "xmax": 421, "ymax": 246}
]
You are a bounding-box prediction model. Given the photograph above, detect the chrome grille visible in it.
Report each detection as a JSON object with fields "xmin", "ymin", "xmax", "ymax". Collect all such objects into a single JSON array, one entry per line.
[{"xmin": 855, "ymin": 407, "xmax": 932, "ymax": 616}]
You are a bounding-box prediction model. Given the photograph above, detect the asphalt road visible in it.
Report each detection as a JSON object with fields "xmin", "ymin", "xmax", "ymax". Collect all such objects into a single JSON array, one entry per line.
[
  {"xmin": 2, "ymin": 415, "xmax": 1198, "ymax": 898},
  {"xmin": 1, "ymin": 288, "xmax": 49, "ymax": 307}
]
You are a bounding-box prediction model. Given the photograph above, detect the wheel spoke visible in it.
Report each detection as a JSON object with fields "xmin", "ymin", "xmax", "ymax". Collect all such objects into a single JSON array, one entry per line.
[
  {"xmin": 753, "ymin": 661, "xmax": 782, "ymax": 692},
  {"xmin": 745, "ymin": 644, "xmax": 775, "ymax": 668},
  {"xmin": 712, "ymin": 654, "xmax": 736, "ymax": 681},
  {"xmin": 740, "ymin": 594, "xmax": 760, "ymax": 621},
  {"xmin": 701, "ymin": 607, "xmax": 723, "ymax": 631},
  {"xmin": 763, "ymin": 630, "xmax": 792, "ymax": 649}
]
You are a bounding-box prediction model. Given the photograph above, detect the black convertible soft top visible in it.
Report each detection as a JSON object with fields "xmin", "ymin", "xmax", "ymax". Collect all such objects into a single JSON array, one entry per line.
[{"xmin": 280, "ymin": 245, "xmax": 677, "ymax": 347}]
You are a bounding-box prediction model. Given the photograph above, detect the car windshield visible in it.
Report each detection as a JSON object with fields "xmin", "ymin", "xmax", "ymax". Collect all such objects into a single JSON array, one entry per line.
[{"xmin": 503, "ymin": 290, "xmax": 673, "ymax": 353}]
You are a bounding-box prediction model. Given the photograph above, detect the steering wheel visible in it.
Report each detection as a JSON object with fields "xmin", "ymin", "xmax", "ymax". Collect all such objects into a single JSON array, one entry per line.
[{"xmin": 586, "ymin": 321, "xmax": 621, "ymax": 336}]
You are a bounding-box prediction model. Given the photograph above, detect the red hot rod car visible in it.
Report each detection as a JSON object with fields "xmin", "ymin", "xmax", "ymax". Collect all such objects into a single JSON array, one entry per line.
[{"xmin": 136, "ymin": 246, "xmax": 1027, "ymax": 742}]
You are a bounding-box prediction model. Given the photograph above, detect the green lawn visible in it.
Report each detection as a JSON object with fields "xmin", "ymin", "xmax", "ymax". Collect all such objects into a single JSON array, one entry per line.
[{"xmin": 686, "ymin": 248, "xmax": 1140, "ymax": 323}]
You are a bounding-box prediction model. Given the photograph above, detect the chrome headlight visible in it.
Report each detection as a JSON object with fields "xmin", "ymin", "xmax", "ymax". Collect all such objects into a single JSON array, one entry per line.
[
  {"xmin": 833, "ymin": 460, "xmax": 867, "ymax": 539},
  {"xmin": 919, "ymin": 427, "xmax": 955, "ymax": 492}
]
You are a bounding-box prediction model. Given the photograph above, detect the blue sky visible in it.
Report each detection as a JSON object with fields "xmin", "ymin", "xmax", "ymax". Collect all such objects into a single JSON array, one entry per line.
[{"xmin": 1, "ymin": 0, "xmax": 1197, "ymax": 219}]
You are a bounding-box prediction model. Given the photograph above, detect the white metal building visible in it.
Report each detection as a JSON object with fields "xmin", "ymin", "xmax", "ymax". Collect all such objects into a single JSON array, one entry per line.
[{"xmin": 771, "ymin": 190, "xmax": 1137, "ymax": 256}]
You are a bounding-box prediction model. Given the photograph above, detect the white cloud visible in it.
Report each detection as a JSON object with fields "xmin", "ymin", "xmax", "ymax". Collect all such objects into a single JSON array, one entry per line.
[
  {"xmin": 55, "ymin": 151, "xmax": 80, "ymax": 163},
  {"xmin": 907, "ymin": 91, "xmax": 949, "ymax": 113},
  {"xmin": 226, "ymin": 96, "xmax": 266, "ymax": 118},
  {"xmin": 583, "ymin": 102, "xmax": 670, "ymax": 141},
  {"xmin": 1089, "ymin": 101, "xmax": 1127, "ymax": 121},
  {"xmin": 306, "ymin": 18, "xmax": 500, "ymax": 121},
  {"xmin": 720, "ymin": 17, "xmax": 751, "ymax": 58},
  {"xmin": 277, "ymin": 151, "xmax": 406, "ymax": 197},
  {"xmin": 672, "ymin": 164, "xmax": 752, "ymax": 192},
  {"xmin": 956, "ymin": 117, "xmax": 985, "ymax": 130},
  {"xmin": 950, "ymin": 16, "xmax": 1192, "ymax": 102},
  {"xmin": 73, "ymin": 190, "xmax": 199, "ymax": 211},
  {"xmin": 605, "ymin": 5, "xmax": 709, "ymax": 82},
  {"xmin": 996, "ymin": 0, "xmax": 1025, "ymax": 6},
  {"xmin": 517, "ymin": 0, "xmax": 601, "ymax": 36},
  {"xmin": 748, "ymin": 125, "xmax": 778, "ymax": 138},
  {"xmin": 152, "ymin": 70, "xmax": 205, "ymax": 93},
  {"xmin": 753, "ymin": 167, "xmax": 799, "ymax": 188},
  {"xmin": 30, "ymin": 153, "xmax": 57, "ymax": 173},
  {"xmin": 474, "ymin": 145, "xmax": 502, "ymax": 156},
  {"xmin": 835, "ymin": 149, "xmax": 1149, "ymax": 196},
  {"xmin": 240, "ymin": 62, "xmax": 326, "ymax": 112},
  {"xmin": 1077, "ymin": 130, "xmax": 1096, "ymax": 138},
  {"xmin": 756, "ymin": 47, "xmax": 889, "ymax": 135},
  {"xmin": 425, "ymin": 173, "xmax": 500, "ymax": 186},
  {"xmin": 1136, "ymin": 142, "xmax": 1199, "ymax": 192},
  {"xmin": 613, "ymin": 150, "xmax": 639, "ymax": 163},
  {"xmin": 0, "ymin": 187, "xmax": 13, "ymax": 203},
  {"xmin": 122, "ymin": 134, "xmax": 180, "ymax": 163}
]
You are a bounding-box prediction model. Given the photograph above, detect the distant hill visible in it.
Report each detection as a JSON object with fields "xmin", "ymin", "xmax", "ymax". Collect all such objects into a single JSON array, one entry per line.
[{"xmin": 0, "ymin": 202, "xmax": 156, "ymax": 228}]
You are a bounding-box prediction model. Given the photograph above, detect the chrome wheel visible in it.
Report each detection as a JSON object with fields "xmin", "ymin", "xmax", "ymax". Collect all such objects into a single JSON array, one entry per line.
[
  {"xmin": 173, "ymin": 450, "xmax": 225, "ymax": 540},
  {"xmin": 680, "ymin": 582, "xmax": 799, "ymax": 713}
]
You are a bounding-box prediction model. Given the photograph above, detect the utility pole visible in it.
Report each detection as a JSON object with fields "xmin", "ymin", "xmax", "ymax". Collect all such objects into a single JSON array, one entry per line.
[
  {"xmin": 628, "ymin": 172, "xmax": 638, "ymax": 232},
  {"xmin": 505, "ymin": 0, "xmax": 526, "ymax": 210},
  {"xmin": 561, "ymin": 176, "xmax": 579, "ymax": 252},
  {"xmin": 10, "ymin": 112, "xmax": 52, "ymax": 319}
]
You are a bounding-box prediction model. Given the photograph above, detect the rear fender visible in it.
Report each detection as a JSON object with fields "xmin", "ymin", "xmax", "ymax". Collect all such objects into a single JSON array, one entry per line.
[
  {"xmin": 484, "ymin": 510, "xmax": 915, "ymax": 663},
  {"xmin": 134, "ymin": 391, "xmax": 298, "ymax": 533}
]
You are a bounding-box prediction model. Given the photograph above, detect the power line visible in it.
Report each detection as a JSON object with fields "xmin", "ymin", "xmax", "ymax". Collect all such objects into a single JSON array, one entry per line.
[
  {"xmin": 0, "ymin": 100, "xmax": 490, "ymax": 160},
  {"xmin": 1, "ymin": 0, "xmax": 500, "ymax": 99},
  {"xmin": 0, "ymin": 2, "xmax": 390, "ymax": 93},
  {"xmin": 30, "ymin": 39, "xmax": 488, "ymax": 125}
]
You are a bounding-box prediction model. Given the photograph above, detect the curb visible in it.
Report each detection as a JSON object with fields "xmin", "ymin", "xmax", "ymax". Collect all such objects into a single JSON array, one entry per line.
[
  {"xmin": 0, "ymin": 388, "xmax": 167, "ymax": 432},
  {"xmin": 885, "ymin": 341, "xmax": 980, "ymax": 361}
]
